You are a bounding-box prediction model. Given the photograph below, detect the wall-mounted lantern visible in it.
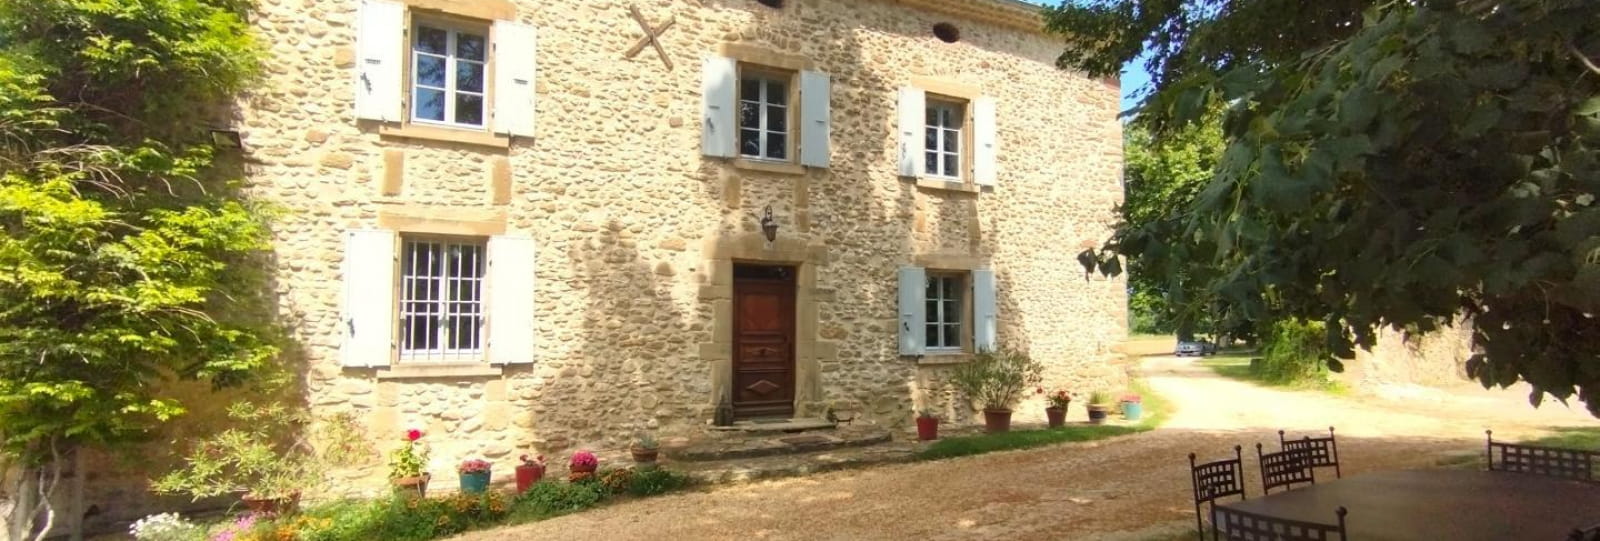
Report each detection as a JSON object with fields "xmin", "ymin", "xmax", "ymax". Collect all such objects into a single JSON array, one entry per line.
[{"xmin": 759, "ymin": 205, "xmax": 779, "ymax": 243}]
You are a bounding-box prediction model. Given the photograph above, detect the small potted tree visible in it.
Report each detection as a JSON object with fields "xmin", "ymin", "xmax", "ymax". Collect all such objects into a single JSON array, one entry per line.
[
  {"xmin": 949, "ymin": 347, "xmax": 1044, "ymax": 433},
  {"xmin": 389, "ymin": 428, "xmax": 430, "ymax": 498},
  {"xmin": 1086, "ymin": 391, "xmax": 1112, "ymax": 425},
  {"xmin": 1120, "ymin": 393, "xmax": 1144, "ymax": 421},
  {"xmin": 915, "ymin": 410, "xmax": 940, "ymax": 441},
  {"xmin": 153, "ymin": 402, "xmax": 330, "ymax": 515},
  {"xmin": 458, "ymin": 458, "xmax": 492, "ymax": 494},
  {"xmin": 569, "ymin": 450, "xmax": 599, "ymax": 482},
  {"xmin": 515, "ymin": 454, "xmax": 546, "ymax": 493},
  {"xmin": 631, "ymin": 434, "xmax": 660, "ymax": 468},
  {"xmin": 1040, "ymin": 388, "xmax": 1072, "ymax": 428}
]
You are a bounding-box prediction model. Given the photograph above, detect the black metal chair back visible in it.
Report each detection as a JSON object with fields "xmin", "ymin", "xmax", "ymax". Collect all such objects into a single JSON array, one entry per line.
[
  {"xmin": 1280, "ymin": 426, "xmax": 1341, "ymax": 478},
  {"xmin": 1212, "ymin": 505, "xmax": 1348, "ymax": 541},
  {"xmin": 1486, "ymin": 430, "xmax": 1597, "ymax": 483},
  {"xmin": 1191, "ymin": 446, "xmax": 1248, "ymax": 540},
  {"xmin": 1258, "ymin": 442, "xmax": 1316, "ymax": 494}
]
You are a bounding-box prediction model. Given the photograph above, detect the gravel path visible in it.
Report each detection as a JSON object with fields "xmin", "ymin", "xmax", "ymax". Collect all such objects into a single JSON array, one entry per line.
[{"xmin": 453, "ymin": 356, "xmax": 1599, "ymax": 541}]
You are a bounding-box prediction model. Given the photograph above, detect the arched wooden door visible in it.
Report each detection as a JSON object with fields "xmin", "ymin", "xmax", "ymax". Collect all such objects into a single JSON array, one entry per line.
[{"xmin": 731, "ymin": 264, "xmax": 796, "ymax": 419}]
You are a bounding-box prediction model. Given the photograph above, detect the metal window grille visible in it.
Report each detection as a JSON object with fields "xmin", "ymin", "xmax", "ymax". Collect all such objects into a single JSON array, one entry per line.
[
  {"xmin": 925, "ymin": 102, "xmax": 963, "ymax": 178},
  {"xmin": 739, "ymin": 75, "xmax": 789, "ymax": 160},
  {"xmin": 925, "ymin": 274, "xmax": 963, "ymax": 350},
  {"xmin": 399, "ymin": 238, "xmax": 486, "ymax": 361}
]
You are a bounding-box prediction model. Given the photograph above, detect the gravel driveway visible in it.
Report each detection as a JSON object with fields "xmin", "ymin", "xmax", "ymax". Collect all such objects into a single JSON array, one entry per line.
[{"xmin": 452, "ymin": 356, "xmax": 1599, "ymax": 541}]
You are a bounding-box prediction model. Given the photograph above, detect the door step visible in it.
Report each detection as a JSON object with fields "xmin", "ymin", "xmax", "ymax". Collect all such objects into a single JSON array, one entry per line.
[
  {"xmin": 669, "ymin": 426, "xmax": 891, "ymax": 462},
  {"xmin": 708, "ymin": 417, "xmax": 837, "ymax": 434}
]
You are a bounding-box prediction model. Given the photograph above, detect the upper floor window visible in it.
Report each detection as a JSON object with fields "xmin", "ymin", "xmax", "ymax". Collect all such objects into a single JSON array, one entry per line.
[
  {"xmin": 411, "ymin": 22, "xmax": 487, "ymax": 128},
  {"xmin": 739, "ymin": 73, "xmax": 790, "ymax": 161},
  {"xmin": 399, "ymin": 236, "xmax": 486, "ymax": 361},
  {"xmin": 925, "ymin": 100, "xmax": 964, "ymax": 180}
]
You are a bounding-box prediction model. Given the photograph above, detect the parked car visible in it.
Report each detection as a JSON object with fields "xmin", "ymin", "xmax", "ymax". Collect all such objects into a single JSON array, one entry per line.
[{"xmin": 1175, "ymin": 341, "xmax": 1205, "ymax": 357}]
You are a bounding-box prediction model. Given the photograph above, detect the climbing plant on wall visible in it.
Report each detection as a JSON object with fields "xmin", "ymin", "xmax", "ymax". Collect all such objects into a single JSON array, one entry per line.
[{"xmin": 0, "ymin": 0, "xmax": 274, "ymax": 537}]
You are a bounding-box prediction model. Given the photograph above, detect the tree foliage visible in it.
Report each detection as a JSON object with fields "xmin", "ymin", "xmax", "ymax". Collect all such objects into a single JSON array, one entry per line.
[
  {"xmin": 1050, "ymin": 0, "xmax": 1600, "ymax": 415},
  {"xmin": 0, "ymin": 0, "xmax": 273, "ymax": 518}
]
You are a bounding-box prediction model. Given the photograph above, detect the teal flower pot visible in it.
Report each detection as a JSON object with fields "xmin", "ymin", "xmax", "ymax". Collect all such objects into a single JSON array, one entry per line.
[
  {"xmin": 459, "ymin": 471, "xmax": 491, "ymax": 494},
  {"xmin": 1121, "ymin": 401, "xmax": 1143, "ymax": 421}
]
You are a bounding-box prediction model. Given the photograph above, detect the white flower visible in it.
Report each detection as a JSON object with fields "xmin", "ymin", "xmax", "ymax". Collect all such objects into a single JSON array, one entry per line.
[{"xmin": 130, "ymin": 513, "xmax": 200, "ymax": 541}]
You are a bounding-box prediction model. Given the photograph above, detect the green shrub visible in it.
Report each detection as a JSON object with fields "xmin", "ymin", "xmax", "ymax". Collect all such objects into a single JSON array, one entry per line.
[
  {"xmin": 949, "ymin": 347, "xmax": 1043, "ymax": 410},
  {"xmin": 625, "ymin": 469, "xmax": 693, "ymax": 496},
  {"xmin": 513, "ymin": 481, "xmax": 608, "ymax": 516},
  {"xmin": 1255, "ymin": 320, "xmax": 1332, "ymax": 384}
]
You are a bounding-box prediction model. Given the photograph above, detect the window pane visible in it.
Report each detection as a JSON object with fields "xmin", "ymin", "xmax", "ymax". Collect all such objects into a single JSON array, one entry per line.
[
  {"xmin": 741, "ymin": 79, "xmax": 760, "ymax": 101},
  {"xmin": 455, "ymin": 94, "xmax": 484, "ymax": 125},
  {"xmin": 767, "ymin": 105, "xmax": 786, "ymax": 132},
  {"xmin": 926, "ymin": 277, "xmax": 939, "ymax": 298},
  {"xmin": 925, "ymin": 152, "xmax": 938, "ymax": 174},
  {"xmin": 415, "ymin": 89, "xmax": 445, "ymax": 121},
  {"xmin": 925, "ymin": 300, "xmax": 939, "ymax": 323},
  {"xmin": 926, "ymin": 107, "xmax": 939, "ymax": 125},
  {"xmin": 415, "ymin": 26, "xmax": 447, "ymax": 54},
  {"xmin": 925, "ymin": 128, "xmax": 938, "ymax": 150},
  {"xmin": 926, "ymin": 324, "xmax": 940, "ymax": 344},
  {"xmin": 739, "ymin": 102, "xmax": 759, "ymax": 129},
  {"xmin": 944, "ymin": 324, "xmax": 961, "ymax": 347},
  {"xmin": 943, "ymin": 129, "xmax": 959, "ymax": 153},
  {"xmin": 766, "ymin": 80, "xmax": 787, "ymax": 105},
  {"xmin": 415, "ymin": 55, "xmax": 445, "ymax": 87},
  {"xmin": 766, "ymin": 132, "xmax": 786, "ymax": 159},
  {"xmin": 456, "ymin": 32, "xmax": 486, "ymax": 61},
  {"xmin": 456, "ymin": 61, "xmax": 484, "ymax": 93},
  {"xmin": 740, "ymin": 129, "xmax": 761, "ymax": 156},
  {"xmin": 944, "ymin": 153, "xmax": 959, "ymax": 177}
]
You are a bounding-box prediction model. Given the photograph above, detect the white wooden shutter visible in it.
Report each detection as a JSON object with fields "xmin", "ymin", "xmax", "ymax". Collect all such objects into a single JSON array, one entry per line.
[
  {"xmin": 897, "ymin": 86, "xmax": 926, "ymax": 177},
  {"xmin": 799, "ymin": 70, "xmax": 831, "ymax": 168},
  {"xmin": 972, "ymin": 268, "xmax": 998, "ymax": 352},
  {"xmin": 974, "ymin": 96, "xmax": 998, "ymax": 186},
  {"xmin": 702, "ymin": 56, "xmax": 738, "ymax": 158},
  {"xmin": 354, "ymin": 0, "xmax": 405, "ymax": 122},
  {"xmin": 341, "ymin": 229, "xmax": 397, "ymax": 367},
  {"xmin": 492, "ymin": 21, "xmax": 538, "ymax": 138},
  {"xmin": 487, "ymin": 235, "xmax": 536, "ymax": 364},
  {"xmin": 898, "ymin": 266, "xmax": 927, "ymax": 356}
]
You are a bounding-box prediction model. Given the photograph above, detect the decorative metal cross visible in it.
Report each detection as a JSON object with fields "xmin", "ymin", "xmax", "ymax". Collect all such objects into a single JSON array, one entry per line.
[{"xmin": 625, "ymin": 5, "xmax": 675, "ymax": 70}]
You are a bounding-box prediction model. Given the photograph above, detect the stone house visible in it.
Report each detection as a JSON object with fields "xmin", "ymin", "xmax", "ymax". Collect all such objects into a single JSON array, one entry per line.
[{"xmin": 236, "ymin": 0, "xmax": 1125, "ymax": 491}]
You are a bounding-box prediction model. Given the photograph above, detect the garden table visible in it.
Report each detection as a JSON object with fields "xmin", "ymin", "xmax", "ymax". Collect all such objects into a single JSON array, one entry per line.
[{"xmin": 1219, "ymin": 469, "xmax": 1600, "ymax": 540}]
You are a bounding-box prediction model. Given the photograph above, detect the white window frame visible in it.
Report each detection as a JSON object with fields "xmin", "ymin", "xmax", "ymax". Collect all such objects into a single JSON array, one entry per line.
[
  {"xmin": 398, "ymin": 236, "xmax": 487, "ymax": 362},
  {"xmin": 410, "ymin": 19, "xmax": 489, "ymax": 129},
  {"xmin": 738, "ymin": 71, "xmax": 791, "ymax": 161},
  {"xmin": 925, "ymin": 273, "xmax": 965, "ymax": 352},
  {"xmin": 925, "ymin": 100, "xmax": 965, "ymax": 180}
]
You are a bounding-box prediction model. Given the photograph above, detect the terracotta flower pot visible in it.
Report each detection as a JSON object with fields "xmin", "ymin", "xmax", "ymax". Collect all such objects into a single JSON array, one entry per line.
[
  {"xmin": 571, "ymin": 463, "xmax": 598, "ymax": 474},
  {"xmin": 915, "ymin": 416, "xmax": 940, "ymax": 441},
  {"xmin": 241, "ymin": 491, "xmax": 300, "ymax": 516},
  {"xmin": 983, "ymin": 408, "xmax": 1013, "ymax": 433},
  {"xmin": 1046, "ymin": 406, "xmax": 1067, "ymax": 428},
  {"xmin": 393, "ymin": 473, "xmax": 431, "ymax": 499},
  {"xmin": 1087, "ymin": 404, "xmax": 1110, "ymax": 425},
  {"xmin": 631, "ymin": 447, "xmax": 659, "ymax": 465},
  {"xmin": 515, "ymin": 464, "xmax": 545, "ymax": 493}
]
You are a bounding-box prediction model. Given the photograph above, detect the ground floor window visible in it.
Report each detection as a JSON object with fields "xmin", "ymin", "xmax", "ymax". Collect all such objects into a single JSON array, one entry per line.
[
  {"xmin": 925, "ymin": 273, "xmax": 965, "ymax": 351},
  {"xmin": 399, "ymin": 236, "xmax": 486, "ymax": 361}
]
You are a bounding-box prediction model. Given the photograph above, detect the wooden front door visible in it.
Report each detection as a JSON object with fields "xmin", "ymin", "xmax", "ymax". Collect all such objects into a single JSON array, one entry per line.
[{"xmin": 731, "ymin": 264, "xmax": 797, "ymax": 419}]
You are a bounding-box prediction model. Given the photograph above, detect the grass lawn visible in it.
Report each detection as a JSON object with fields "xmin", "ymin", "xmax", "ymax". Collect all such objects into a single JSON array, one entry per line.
[
  {"xmin": 1522, "ymin": 427, "xmax": 1600, "ymax": 449},
  {"xmin": 1197, "ymin": 352, "xmax": 1349, "ymax": 395},
  {"xmin": 916, "ymin": 380, "xmax": 1171, "ymax": 460}
]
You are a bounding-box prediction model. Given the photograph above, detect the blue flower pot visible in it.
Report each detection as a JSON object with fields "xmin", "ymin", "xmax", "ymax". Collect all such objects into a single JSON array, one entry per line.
[
  {"xmin": 1121, "ymin": 401, "xmax": 1143, "ymax": 421},
  {"xmin": 459, "ymin": 471, "xmax": 491, "ymax": 494}
]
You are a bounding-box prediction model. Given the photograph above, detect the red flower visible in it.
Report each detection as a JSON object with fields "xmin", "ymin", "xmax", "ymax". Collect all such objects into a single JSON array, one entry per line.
[{"xmin": 406, "ymin": 429, "xmax": 423, "ymax": 441}]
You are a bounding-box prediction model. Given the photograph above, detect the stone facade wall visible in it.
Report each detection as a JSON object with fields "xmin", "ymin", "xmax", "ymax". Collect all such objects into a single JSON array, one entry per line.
[
  {"xmin": 1351, "ymin": 319, "xmax": 1475, "ymax": 388},
  {"xmin": 219, "ymin": 0, "xmax": 1125, "ymax": 496}
]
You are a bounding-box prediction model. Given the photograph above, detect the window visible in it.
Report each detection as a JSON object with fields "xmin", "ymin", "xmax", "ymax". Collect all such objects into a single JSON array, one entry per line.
[
  {"xmin": 925, "ymin": 274, "xmax": 965, "ymax": 351},
  {"xmin": 411, "ymin": 22, "xmax": 487, "ymax": 128},
  {"xmin": 399, "ymin": 237, "xmax": 486, "ymax": 361},
  {"xmin": 925, "ymin": 100, "xmax": 964, "ymax": 179},
  {"xmin": 739, "ymin": 73, "xmax": 790, "ymax": 161}
]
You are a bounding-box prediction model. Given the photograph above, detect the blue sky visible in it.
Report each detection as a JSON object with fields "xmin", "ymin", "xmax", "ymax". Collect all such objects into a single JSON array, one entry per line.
[{"xmin": 1022, "ymin": 0, "xmax": 1150, "ymax": 112}]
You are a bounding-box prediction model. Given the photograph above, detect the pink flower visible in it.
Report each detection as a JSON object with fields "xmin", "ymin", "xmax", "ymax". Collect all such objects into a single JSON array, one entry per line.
[{"xmin": 406, "ymin": 429, "xmax": 423, "ymax": 441}]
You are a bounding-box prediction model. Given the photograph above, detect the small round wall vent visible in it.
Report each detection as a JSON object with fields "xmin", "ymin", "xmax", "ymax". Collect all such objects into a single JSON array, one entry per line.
[
  {"xmin": 933, "ymin": 23, "xmax": 961, "ymax": 43},
  {"xmin": 755, "ymin": 0, "xmax": 784, "ymax": 8}
]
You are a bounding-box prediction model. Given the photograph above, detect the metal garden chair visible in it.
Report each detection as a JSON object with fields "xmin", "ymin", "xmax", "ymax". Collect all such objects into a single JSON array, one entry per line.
[
  {"xmin": 1258, "ymin": 442, "xmax": 1316, "ymax": 494},
  {"xmin": 1280, "ymin": 426, "xmax": 1341, "ymax": 479},
  {"xmin": 1191, "ymin": 445, "xmax": 1248, "ymax": 541},
  {"xmin": 1212, "ymin": 505, "xmax": 1349, "ymax": 541},
  {"xmin": 1486, "ymin": 429, "xmax": 1598, "ymax": 483}
]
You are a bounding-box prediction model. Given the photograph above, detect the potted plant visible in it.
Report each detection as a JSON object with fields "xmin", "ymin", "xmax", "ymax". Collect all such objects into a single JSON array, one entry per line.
[
  {"xmin": 1086, "ymin": 391, "xmax": 1112, "ymax": 425},
  {"xmin": 631, "ymin": 434, "xmax": 660, "ymax": 467},
  {"xmin": 389, "ymin": 428, "xmax": 431, "ymax": 498},
  {"xmin": 152, "ymin": 402, "xmax": 326, "ymax": 515},
  {"xmin": 915, "ymin": 410, "xmax": 940, "ymax": 441},
  {"xmin": 1040, "ymin": 388, "xmax": 1072, "ymax": 428},
  {"xmin": 458, "ymin": 458, "xmax": 492, "ymax": 494},
  {"xmin": 568, "ymin": 450, "xmax": 599, "ymax": 482},
  {"xmin": 949, "ymin": 347, "xmax": 1044, "ymax": 433},
  {"xmin": 515, "ymin": 454, "xmax": 546, "ymax": 493},
  {"xmin": 1120, "ymin": 393, "xmax": 1144, "ymax": 421}
]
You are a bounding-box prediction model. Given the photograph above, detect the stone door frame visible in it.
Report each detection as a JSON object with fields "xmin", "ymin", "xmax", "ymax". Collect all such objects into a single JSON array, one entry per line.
[{"xmin": 698, "ymin": 232, "xmax": 834, "ymax": 419}]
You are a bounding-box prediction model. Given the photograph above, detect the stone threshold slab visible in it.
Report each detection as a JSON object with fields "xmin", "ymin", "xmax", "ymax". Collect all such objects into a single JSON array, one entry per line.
[{"xmin": 669, "ymin": 430, "xmax": 893, "ymax": 462}]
